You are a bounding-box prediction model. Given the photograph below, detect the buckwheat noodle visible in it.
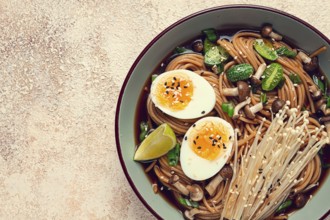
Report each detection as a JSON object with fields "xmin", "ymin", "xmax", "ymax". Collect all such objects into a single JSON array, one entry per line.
[{"xmin": 143, "ymin": 31, "xmax": 327, "ymax": 220}]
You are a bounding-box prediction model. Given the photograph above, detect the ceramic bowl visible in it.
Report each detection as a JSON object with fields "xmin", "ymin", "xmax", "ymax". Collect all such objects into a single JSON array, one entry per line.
[{"xmin": 115, "ymin": 5, "xmax": 330, "ymax": 220}]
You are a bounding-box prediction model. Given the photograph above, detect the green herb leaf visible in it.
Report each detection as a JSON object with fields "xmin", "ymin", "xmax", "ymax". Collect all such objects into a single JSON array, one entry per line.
[
  {"xmin": 202, "ymin": 28, "xmax": 217, "ymax": 42},
  {"xmin": 139, "ymin": 121, "xmax": 149, "ymax": 142},
  {"xmin": 222, "ymin": 102, "xmax": 235, "ymax": 117},
  {"xmin": 178, "ymin": 197, "xmax": 199, "ymax": 208},
  {"xmin": 276, "ymin": 200, "xmax": 292, "ymax": 213},
  {"xmin": 289, "ymin": 73, "xmax": 302, "ymax": 84},
  {"xmin": 313, "ymin": 75, "xmax": 325, "ymax": 93},
  {"xmin": 260, "ymin": 93, "xmax": 268, "ymax": 104}
]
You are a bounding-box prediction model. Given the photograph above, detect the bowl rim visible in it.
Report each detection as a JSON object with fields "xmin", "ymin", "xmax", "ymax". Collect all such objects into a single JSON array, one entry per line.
[{"xmin": 115, "ymin": 4, "xmax": 330, "ymax": 220}]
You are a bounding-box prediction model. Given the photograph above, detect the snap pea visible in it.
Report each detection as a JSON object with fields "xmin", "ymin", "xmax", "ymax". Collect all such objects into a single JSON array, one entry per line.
[
  {"xmin": 276, "ymin": 46, "xmax": 297, "ymax": 58},
  {"xmin": 227, "ymin": 63, "xmax": 254, "ymax": 82},
  {"xmin": 204, "ymin": 46, "xmax": 227, "ymax": 66},
  {"xmin": 261, "ymin": 63, "xmax": 284, "ymax": 91},
  {"xmin": 253, "ymin": 39, "xmax": 278, "ymax": 61}
]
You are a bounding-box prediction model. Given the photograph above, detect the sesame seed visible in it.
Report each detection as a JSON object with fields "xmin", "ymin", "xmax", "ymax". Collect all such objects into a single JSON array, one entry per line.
[
  {"xmin": 197, "ymin": 146, "xmax": 202, "ymax": 149},
  {"xmin": 201, "ymin": 111, "xmax": 205, "ymax": 114},
  {"xmin": 193, "ymin": 124, "xmax": 196, "ymax": 127},
  {"xmin": 223, "ymin": 143, "xmax": 226, "ymax": 149},
  {"xmin": 193, "ymin": 140, "xmax": 196, "ymax": 145},
  {"xmin": 184, "ymin": 136, "xmax": 187, "ymax": 141},
  {"xmin": 196, "ymin": 136, "xmax": 199, "ymax": 139},
  {"xmin": 229, "ymin": 136, "xmax": 232, "ymax": 140},
  {"xmin": 173, "ymin": 77, "xmax": 177, "ymax": 81},
  {"xmin": 183, "ymin": 85, "xmax": 188, "ymax": 88},
  {"xmin": 209, "ymin": 136, "xmax": 213, "ymax": 140}
]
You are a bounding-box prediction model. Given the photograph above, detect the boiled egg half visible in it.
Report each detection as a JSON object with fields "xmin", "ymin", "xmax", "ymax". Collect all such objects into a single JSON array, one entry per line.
[
  {"xmin": 180, "ymin": 117, "xmax": 234, "ymax": 181},
  {"xmin": 150, "ymin": 69, "xmax": 216, "ymax": 119}
]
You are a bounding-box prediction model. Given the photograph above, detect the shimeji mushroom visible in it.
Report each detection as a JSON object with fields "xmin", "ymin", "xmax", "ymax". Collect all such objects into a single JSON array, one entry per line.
[
  {"xmin": 233, "ymin": 97, "xmax": 251, "ymax": 119},
  {"xmin": 222, "ymin": 81, "xmax": 250, "ymax": 101},
  {"xmin": 320, "ymin": 116, "xmax": 330, "ymax": 143},
  {"xmin": 271, "ymin": 99, "xmax": 286, "ymax": 113},
  {"xmin": 184, "ymin": 208, "xmax": 203, "ymax": 220},
  {"xmin": 250, "ymin": 63, "xmax": 267, "ymax": 86},
  {"xmin": 294, "ymin": 194, "xmax": 309, "ymax": 208},
  {"xmin": 297, "ymin": 51, "xmax": 319, "ymax": 73},
  {"xmin": 168, "ymin": 175, "xmax": 189, "ymax": 196},
  {"xmin": 244, "ymin": 101, "xmax": 264, "ymax": 119},
  {"xmin": 205, "ymin": 165, "xmax": 233, "ymax": 196},
  {"xmin": 261, "ymin": 25, "xmax": 283, "ymax": 41},
  {"xmin": 315, "ymin": 98, "xmax": 330, "ymax": 115},
  {"xmin": 186, "ymin": 184, "xmax": 204, "ymax": 202},
  {"xmin": 308, "ymin": 84, "xmax": 322, "ymax": 101}
]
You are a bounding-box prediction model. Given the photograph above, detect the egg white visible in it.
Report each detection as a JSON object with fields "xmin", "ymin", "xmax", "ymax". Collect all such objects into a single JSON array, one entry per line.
[
  {"xmin": 180, "ymin": 117, "xmax": 234, "ymax": 181},
  {"xmin": 150, "ymin": 69, "xmax": 216, "ymax": 119}
]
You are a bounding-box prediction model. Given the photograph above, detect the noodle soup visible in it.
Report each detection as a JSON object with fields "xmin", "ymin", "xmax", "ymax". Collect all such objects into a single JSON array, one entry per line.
[{"xmin": 134, "ymin": 26, "xmax": 330, "ymax": 220}]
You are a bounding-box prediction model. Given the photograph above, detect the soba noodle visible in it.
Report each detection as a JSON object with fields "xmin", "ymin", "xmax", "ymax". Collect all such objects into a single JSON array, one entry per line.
[{"xmin": 140, "ymin": 31, "xmax": 329, "ymax": 220}]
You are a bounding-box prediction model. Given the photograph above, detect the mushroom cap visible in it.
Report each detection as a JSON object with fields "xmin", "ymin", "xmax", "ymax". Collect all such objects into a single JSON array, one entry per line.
[
  {"xmin": 244, "ymin": 105, "xmax": 255, "ymax": 119},
  {"xmin": 250, "ymin": 76, "xmax": 262, "ymax": 86},
  {"xmin": 187, "ymin": 184, "xmax": 204, "ymax": 202},
  {"xmin": 311, "ymin": 90, "xmax": 322, "ymax": 101},
  {"xmin": 261, "ymin": 25, "xmax": 273, "ymax": 37},
  {"xmin": 192, "ymin": 39, "xmax": 203, "ymax": 53},
  {"xmin": 303, "ymin": 56, "xmax": 318, "ymax": 73},
  {"xmin": 294, "ymin": 193, "xmax": 308, "ymax": 208},
  {"xmin": 237, "ymin": 81, "xmax": 250, "ymax": 102},
  {"xmin": 219, "ymin": 165, "xmax": 233, "ymax": 179},
  {"xmin": 320, "ymin": 115, "xmax": 330, "ymax": 123},
  {"xmin": 169, "ymin": 174, "xmax": 179, "ymax": 184},
  {"xmin": 271, "ymin": 99, "xmax": 286, "ymax": 113}
]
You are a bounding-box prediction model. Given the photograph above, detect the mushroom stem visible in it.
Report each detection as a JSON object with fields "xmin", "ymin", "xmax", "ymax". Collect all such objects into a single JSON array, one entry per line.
[
  {"xmin": 320, "ymin": 104, "xmax": 330, "ymax": 116},
  {"xmin": 254, "ymin": 63, "xmax": 267, "ymax": 79},
  {"xmin": 269, "ymin": 32, "xmax": 283, "ymax": 41},
  {"xmin": 187, "ymin": 184, "xmax": 204, "ymax": 202},
  {"xmin": 223, "ymin": 87, "xmax": 239, "ymax": 96},
  {"xmin": 169, "ymin": 175, "xmax": 189, "ymax": 196},
  {"xmin": 184, "ymin": 208, "xmax": 202, "ymax": 220},
  {"xmin": 320, "ymin": 116, "xmax": 330, "ymax": 143},
  {"xmin": 233, "ymin": 98, "xmax": 251, "ymax": 119},
  {"xmin": 205, "ymin": 173, "xmax": 223, "ymax": 196},
  {"xmin": 250, "ymin": 102, "xmax": 264, "ymax": 114},
  {"xmin": 309, "ymin": 85, "xmax": 322, "ymax": 101},
  {"xmin": 298, "ymin": 51, "xmax": 312, "ymax": 64}
]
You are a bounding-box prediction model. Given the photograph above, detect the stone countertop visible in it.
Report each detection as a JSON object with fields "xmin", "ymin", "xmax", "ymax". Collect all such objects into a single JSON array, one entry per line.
[{"xmin": 0, "ymin": 0, "xmax": 329, "ymax": 219}]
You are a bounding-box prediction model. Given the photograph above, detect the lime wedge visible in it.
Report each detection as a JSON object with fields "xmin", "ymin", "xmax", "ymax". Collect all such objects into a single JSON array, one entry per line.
[{"xmin": 134, "ymin": 123, "xmax": 177, "ymax": 161}]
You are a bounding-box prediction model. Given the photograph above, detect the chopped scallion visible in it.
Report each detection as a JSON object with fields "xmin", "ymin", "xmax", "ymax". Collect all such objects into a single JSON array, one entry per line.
[{"xmin": 167, "ymin": 143, "xmax": 180, "ymax": 166}]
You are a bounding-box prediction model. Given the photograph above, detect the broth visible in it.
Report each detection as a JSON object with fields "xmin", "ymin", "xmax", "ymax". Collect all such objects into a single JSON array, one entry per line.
[{"xmin": 134, "ymin": 28, "xmax": 330, "ymax": 218}]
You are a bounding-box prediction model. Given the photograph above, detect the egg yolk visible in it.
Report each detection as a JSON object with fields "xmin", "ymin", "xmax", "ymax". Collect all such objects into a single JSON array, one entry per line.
[
  {"xmin": 190, "ymin": 122, "xmax": 230, "ymax": 161},
  {"xmin": 155, "ymin": 73, "xmax": 194, "ymax": 111}
]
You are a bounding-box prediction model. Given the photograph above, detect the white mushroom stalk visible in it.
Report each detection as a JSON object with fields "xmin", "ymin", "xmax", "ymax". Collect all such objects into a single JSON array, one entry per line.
[
  {"xmin": 205, "ymin": 173, "xmax": 224, "ymax": 196},
  {"xmin": 253, "ymin": 63, "xmax": 267, "ymax": 80},
  {"xmin": 223, "ymin": 87, "xmax": 239, "ymax": 96},
  {"xmin": 297, "ymin": 51, "xmax": 312, "ymax": 64},
  {"xmin": 220, "ymin": 106, "xmax": 329, "ymax": 220},
  {"xmin": 233, "ymin": 98, "xmax": 251, "ymax": 119}
]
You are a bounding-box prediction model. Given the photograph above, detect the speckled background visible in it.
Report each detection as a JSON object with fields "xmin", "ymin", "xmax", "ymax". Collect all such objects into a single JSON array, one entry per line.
[{"xmin": 0, "ymin": 0, "xmax": 329, "ymax": 219}]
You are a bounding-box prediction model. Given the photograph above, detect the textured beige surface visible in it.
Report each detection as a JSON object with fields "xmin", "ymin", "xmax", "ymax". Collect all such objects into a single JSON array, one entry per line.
[{"xmin": 0, "ymin": 0, "xmax": 329, "ymax": 219}]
